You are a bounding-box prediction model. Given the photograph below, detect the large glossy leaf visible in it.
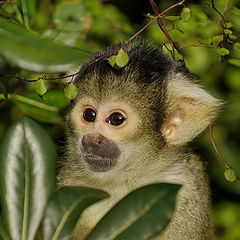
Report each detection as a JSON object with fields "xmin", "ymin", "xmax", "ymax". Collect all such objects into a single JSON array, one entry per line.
[
  {"xmin": 42, "ymin": 187, "xmax": 109, "ymax": 240},
  {"xmin": 85, "ymin": 183, "xmax": 180, "ymax": 240},
  {"xmin": 0, "ymin": 17, "xmax": 90, "ymax": 72},
  {"xmin": 0, "ymin": 117, "xmax": 56, "ymax": 240}
]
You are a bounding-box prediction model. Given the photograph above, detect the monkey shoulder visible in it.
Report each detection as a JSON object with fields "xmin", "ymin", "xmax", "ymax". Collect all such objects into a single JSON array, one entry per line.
[
  {"xmin": 155, "ymin": 153, "xmax": 209, "ymax": 186},
  {"xmin": 152, "ymin": 154, "xmax": 212, "ymax": 240}
]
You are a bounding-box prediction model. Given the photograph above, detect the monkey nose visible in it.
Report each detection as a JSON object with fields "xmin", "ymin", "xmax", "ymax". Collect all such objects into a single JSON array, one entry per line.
[{"xmin": 82, "ymin": 134, "xmax": 106, "ymax": 147}]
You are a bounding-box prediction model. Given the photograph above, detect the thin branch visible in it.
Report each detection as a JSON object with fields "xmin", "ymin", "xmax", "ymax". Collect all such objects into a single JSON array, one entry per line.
[
  {"xmin": 0, "ymin": 74, "xmax": 37, "ymax": 82},
  {"xmin": 209, "ymin": 125, "xmax": 240, "ymax": 180},
  {"xmin": 0, "ymin": 46, "xmax": 123, "ymax": 83},
  {"xmin": 209, "ymin": 124, "xmax": 228, "ymax": 168},
  {"xmin": 125, "ymin": 21, "xmax": 153, "ymax": 44},
  {"xmin": 201, "ymin": 1, "xmax": 227, "ymax": 28},
  {"xmin": 149, "ymin": 0, "xmax": 178, "ymax": 60},
  {"xmin": 0, "ymin": 72, "xmax": 79, "ymax": 83},
  {"xmin": 0, "ymin": 0, "xmax": 186, "ymax": 83},
  {"xmin": 125, "ymin": 0, "xmax": 186, "ymax": 44},
  {"xmin": 211, "ymin": 0, "xmax": 227, "ymax": 27}
]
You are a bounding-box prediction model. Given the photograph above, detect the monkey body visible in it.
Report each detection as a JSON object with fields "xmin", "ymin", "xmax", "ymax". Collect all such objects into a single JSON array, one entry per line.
[
  {"xmin": 58, "ymin": 42, "xmax": 221, "ymax": 239},
  {"xmin": 60, "ymin": 152, "xmax": 211, "ymax": 240}
]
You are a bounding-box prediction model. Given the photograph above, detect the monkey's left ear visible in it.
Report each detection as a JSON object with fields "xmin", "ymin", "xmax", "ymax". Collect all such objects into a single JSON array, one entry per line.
[{"xmin": 161, "ymin": 75, "xmax": 223, "ymax": 145}]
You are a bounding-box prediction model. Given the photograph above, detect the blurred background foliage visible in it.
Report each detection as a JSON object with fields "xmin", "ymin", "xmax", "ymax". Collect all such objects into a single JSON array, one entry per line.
[{"xmin": 0, "ymin": 0, "xmax": 240, "ymax": 239}]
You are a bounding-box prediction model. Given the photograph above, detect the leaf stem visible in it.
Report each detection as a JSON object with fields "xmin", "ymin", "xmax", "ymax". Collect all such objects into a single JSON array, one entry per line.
[
  {"xmin": 51, "ymin": 198, "xmax": 84, "ymax": 240},
  {"xmin": 21, "ymin": 121, "xmax": 30, "ymax": 240},
  {"xmin": 21, "ymin": 0, "xmax": 31, "ymax": 30},
  {"xmin": 0, "ymin": 94, "xmax": 58, "ymax": 112},
  {"xmin": 13, "ymin": 4, "xmax": 24, "ymax": 25},
  {"xmin": 105, "ymin": 195, "xmax": 163, "ymax": 240}
]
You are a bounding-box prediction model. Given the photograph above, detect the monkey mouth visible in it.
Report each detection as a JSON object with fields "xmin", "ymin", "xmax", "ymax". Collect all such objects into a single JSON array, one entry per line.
[{"xmin": 83, "ymin": 153, "xmax": 117, "ymax": 172}]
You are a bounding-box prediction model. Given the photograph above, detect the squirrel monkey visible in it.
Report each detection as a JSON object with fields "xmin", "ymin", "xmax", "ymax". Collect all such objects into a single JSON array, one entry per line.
[{"xmin": 58, "ymin": 42, "xmax": 222, "ymax": 239}]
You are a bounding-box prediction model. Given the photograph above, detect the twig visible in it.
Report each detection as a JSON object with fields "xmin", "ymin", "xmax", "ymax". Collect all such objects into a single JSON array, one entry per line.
[
  {"xmin": 201, "ymin": 1, "xmax": 227, "ymax": 28},
  {"xmin": 125, "ymin": 0, "xmax": 186, "ymax": 44},
  {"xmin": 0, "ymin": 48, "xmax": 121, "ymax": 83},
  {"xmin": 211, "ymin": 0, "xmax": 227, "ymax": 28},
  {"xmin": 209, "ymin": 124, "xmax": 228, "ymax": 168},
  {"xmin": 0, "ymin": 0, "xmax": 186, "ymax": 83},
  {"xmin": 149, "ymin": 0, "xmax": 178, "ymax": 60},
  {"xmin": 209, "ymin": 124, "xmax": 240, "ymax": 180},
  {"xmin": 0, "ymin": 73, "xmax": 78, "ymax": 83}
]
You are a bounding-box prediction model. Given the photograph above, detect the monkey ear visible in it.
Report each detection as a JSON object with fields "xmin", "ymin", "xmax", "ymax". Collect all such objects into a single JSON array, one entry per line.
[{"xmin": 161, "ymin": 75, "xmax": 223, "ymax": 145}]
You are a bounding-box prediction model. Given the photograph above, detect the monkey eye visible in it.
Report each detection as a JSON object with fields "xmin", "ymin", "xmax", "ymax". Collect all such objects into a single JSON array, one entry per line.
[
  {"xmin": 106, "ymin": 112, "xmax": 126, "ymax": 126},
  {"xmin": 83, "ymin": 108, "xmax": 96, "ymax": 122}
]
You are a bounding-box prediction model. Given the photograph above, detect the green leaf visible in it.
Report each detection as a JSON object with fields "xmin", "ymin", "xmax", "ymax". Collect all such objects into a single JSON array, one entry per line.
[
  {"xmin": 34, "ymin": 79, "xmax": 47, "ymax": 96},
  {"xmin": 180, "ymin": 8, "xmax": 191, "ymax": 22},
  {"xmin": 162, "ymin": 43, "xmax": 173, "ymax": 58},
  {"xmin": 108, "ymin": 55, "xmax": 117, "ymax": 68},
  {"xmin": 229, "ymin": 34, "xmax": 237, "ymax": 40},
  {"xmin": 0, "ymin": 17, "xmax": 90, "ymax": 72},
  {"xmin": 42, "ymin": 90, "xmax": 68, "ymax": 109},
  {"xmin": 217, "ymin": 48, "xmax": 229, "ymax": 56},
  {"xmin": 232, "ymin": 7, "xmax": 240, "ymax": 16},
  {"xmin": 224, "ymin": 168, "xmax": 237, "ymax": 182},
  {"xmin": 164, "ymin": 16, "xmax": 180, "ymax": 21},
  {"xmin": 13, "ymin": 0, "xmax": 24, "ymax": 25},
  {"xmin": 0, "ymin": 82, "xmax": 8, "ymax": 98},
  {"xmin": 42, "ymin": 187, "xmax": 109, "ymax": 240},
  {"xmin": 0, "ymin": 117, "xmax": 56, "ymax": 240},
  {"xmin": 228, "ymin": 58, "xmax": 240, "ymax": 67},
  {"xmin": 174, "ymin": 50, "xmax": 183, "ymax": 61},
  {"xmin": 19, "ymin": 0, "xmax": 37, "ymax": 29},
  {"xmin": 226, "ymin": 22, "xmax": 233, "ymax": 28},
  {"xmin": 212, "ymin": 35, "xmax": 223, "ymax": 46},
  {"xmin": 233, "ymin": 42, "xmax": 240, "ymax": 50},
  {"xmin": 115, "ymin": 48, "xmax": 129, "ymax": 68},
  {"xmin": 12, "ymin": 92, "xmax": 64, "ymax": 124},
  {"xmin": 64, "ymin": 82, "xmax": 78, "ymax": 100},
  {"xmin": 86, "ymin": 183, "xmax": 180, "ymax": 240},
  {"xmin": 224, "ymin": 29, "xmax": 232, "ymax": 35}
]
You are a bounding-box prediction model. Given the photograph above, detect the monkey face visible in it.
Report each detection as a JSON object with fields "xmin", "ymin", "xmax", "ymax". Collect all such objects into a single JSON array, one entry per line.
[
  {"xmin": 68, "ymin": 98, "xmax": 140, "ymax": 173},
  {"xmin": 63, "ymin": 42, "xmax": 221, "ymax": 186}
]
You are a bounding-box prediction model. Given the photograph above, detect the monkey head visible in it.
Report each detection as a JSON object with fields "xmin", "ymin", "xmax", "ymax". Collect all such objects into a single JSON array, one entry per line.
[{"xmin": 64, "ymin": 42, "xmax": 221, "ymax": 183}]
